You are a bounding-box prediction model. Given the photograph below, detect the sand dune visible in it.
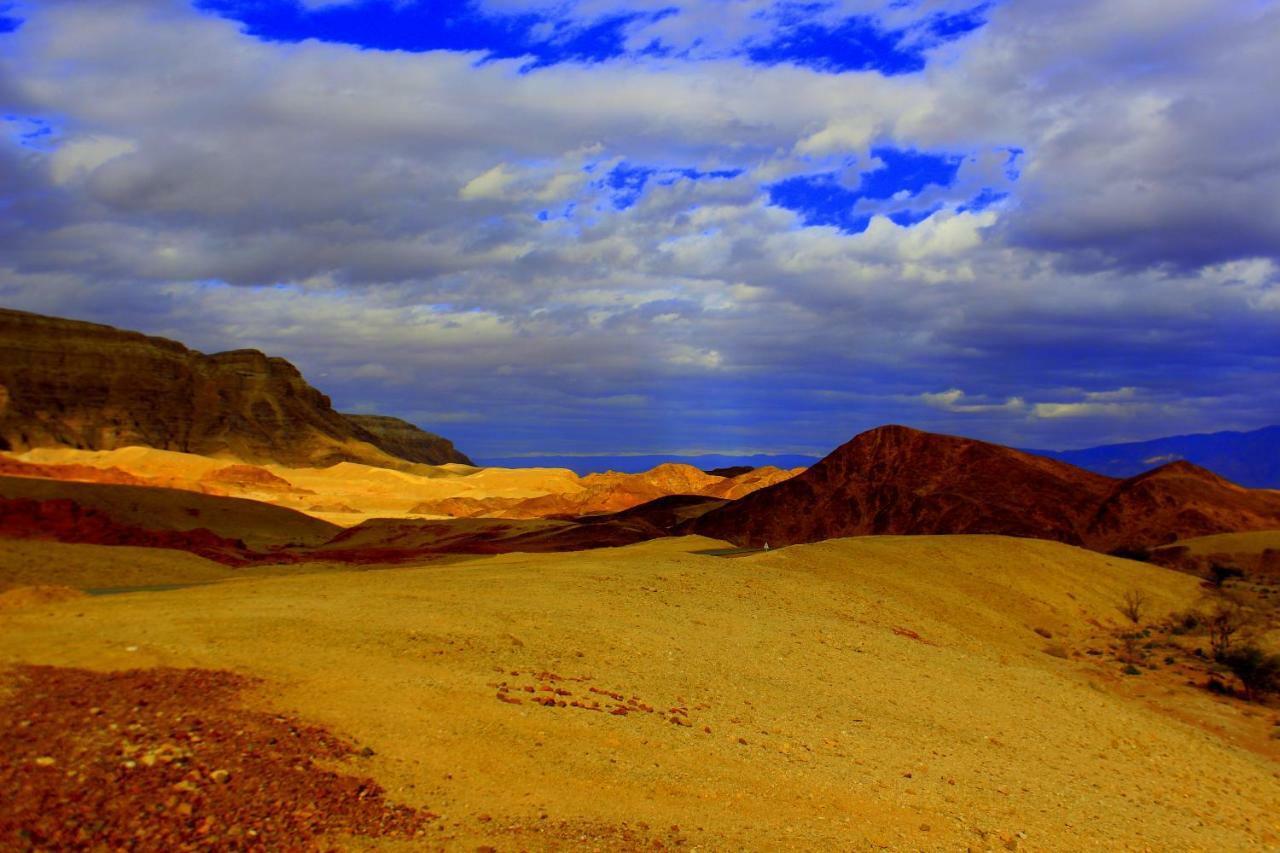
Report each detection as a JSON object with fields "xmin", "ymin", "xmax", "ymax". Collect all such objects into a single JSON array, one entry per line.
[{"xmin": 2, "ymin": 534, "xmax": 1275, "ymax": 850}]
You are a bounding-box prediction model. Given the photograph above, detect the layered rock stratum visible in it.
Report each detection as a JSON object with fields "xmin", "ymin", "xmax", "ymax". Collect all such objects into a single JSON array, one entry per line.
[{"xmin": 0, "ymin": 308, "xmax": 469, "ymax": 468}]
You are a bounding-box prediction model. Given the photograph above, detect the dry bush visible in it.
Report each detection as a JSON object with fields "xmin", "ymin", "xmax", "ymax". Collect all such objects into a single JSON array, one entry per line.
[
  {"xmin": 1118, "ymin": 589, "xmax": 1149, "ymax": 625},
  {"xmin": 1204, "ymin": 594, "xmax": 1255, "ymax": 658}
]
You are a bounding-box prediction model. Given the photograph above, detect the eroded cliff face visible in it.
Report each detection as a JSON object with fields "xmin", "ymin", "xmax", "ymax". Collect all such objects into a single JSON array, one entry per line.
[
  {"xmin": 341, "ymin": 414, "xmax": 473, "ymax": 466},
  {"xmin": 0, "ymin": 308, "xmax": 468, "ymax": 469}
]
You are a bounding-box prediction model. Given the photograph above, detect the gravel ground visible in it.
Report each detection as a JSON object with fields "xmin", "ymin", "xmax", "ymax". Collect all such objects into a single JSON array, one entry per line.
[{"xmin": 0, "ymin": 665, "xmax": 435, "ymax": 850}]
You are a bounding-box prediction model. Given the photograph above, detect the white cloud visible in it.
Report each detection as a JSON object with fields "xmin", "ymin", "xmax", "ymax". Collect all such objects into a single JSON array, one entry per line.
[
  {"xmin": 918, "ymin": 388, "xmax": 1027, "ymax": 414},
  {"xmin": 0, "ymin": 0, "xmax": 1277, "ymax": 454}
]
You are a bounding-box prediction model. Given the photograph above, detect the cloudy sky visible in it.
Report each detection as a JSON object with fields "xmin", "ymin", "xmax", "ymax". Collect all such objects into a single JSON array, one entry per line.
[{"xmin": 2, "ymin": 0, "xmax": 1278, "ymax": 460}]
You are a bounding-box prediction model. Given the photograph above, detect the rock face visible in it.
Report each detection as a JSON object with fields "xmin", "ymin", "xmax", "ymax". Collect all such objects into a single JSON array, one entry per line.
[
  {"xmin": 690, "ymin": 425, "xmax": 1280, "ymax": 552},
  {"xmin": 340, "ymin": 414, "xmax": 472, "ymax": 466},
  {"xmin": 0, "ymin": 308, "xmax": 468, "ymax": 469}
]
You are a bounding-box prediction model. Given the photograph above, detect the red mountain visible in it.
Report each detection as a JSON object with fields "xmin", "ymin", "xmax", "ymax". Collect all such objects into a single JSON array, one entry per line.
[{"xmin": 689, "ymin": 425, "xmax": 1280, "ymax": 552}]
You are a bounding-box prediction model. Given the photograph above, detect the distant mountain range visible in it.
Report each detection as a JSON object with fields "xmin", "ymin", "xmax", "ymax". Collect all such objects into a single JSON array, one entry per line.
[
  {"xmin": 476, "ymin": 453, "xmax": 821, "ymax": 476},
  {"xmin": 1029, "ymin": 426, "xmax": 1280, "ymax": 488}
]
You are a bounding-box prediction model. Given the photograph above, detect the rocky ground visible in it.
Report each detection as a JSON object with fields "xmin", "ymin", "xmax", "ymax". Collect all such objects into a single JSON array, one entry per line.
[{"xmin": 1, "ymin": 534, "xmax": 1278, "ymax": 850}]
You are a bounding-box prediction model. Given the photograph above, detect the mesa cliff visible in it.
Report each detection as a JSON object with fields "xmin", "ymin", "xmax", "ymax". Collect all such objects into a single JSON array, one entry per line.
[{"xmin": 0, "ymin": 308, "xmax": 470, "ymax": 468}]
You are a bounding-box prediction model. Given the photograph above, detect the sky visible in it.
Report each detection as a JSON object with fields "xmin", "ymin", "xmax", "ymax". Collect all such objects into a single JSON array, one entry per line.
[{"xmin": 1, "ymin": 0, "xmax": 1278, "ymax": 461}]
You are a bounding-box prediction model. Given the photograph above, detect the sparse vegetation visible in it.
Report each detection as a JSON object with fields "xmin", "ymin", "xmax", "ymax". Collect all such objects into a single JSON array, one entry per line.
[
  {"xmin": 1216, "ymin": 645, "xmax": 1280, "ymax": 701},
  {"xmin": 1118, "ymin": 631, "xmax": 1143, "ymax": 664},
  {"xmin": 1204, "ymin": 595, "xmax": 1253, "ymax": 658},
  {"xmin": 1118, "ymin": 589, "xmax": 1149, "ymax": 624},
  {"xmin": 1208, "ymin": 563, "xmax": 1245, "ymax": 588}
]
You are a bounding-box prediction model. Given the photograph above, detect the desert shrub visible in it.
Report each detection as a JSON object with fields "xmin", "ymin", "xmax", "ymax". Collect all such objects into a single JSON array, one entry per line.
[
  {"xmin": 1168, "ymin": 609, "xmax": 1201, "ymax": 635},
  {"xmin": 1206, "ymin": 677, "xmax": 1229, "ymax": 694},
  {"xmin": 1110, "ymin": 547, "xmax": 1151, "ymax": 562},
  {"xmin": 1118, "ymin": 589, "xmax": 1149, "ymax": 625},
  {"xmin": 1209, "ymin": 564, "xmax": 1245, "ymax": 588},
  {"xmin": 1118, "ymin": 631, "xmax": 1143, "ymax": 663},
  {"xmin": 1204, "ymin": 596, "xmax": 1253, "ymax": 657},
  {"xmin": 1163, "ymin": 655, "xmax": 1176, "ymax": 665},
  {"xmin": 1122, "ymin": 664, "xmax": 1142, "ymax": 676},
  {"xmin": 1216, "ymin": 645, "xmax": 1280, "ymax": 701}
]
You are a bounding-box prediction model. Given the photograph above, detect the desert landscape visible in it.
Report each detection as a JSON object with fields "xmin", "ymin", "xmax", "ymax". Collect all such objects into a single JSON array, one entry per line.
[
  {"xmin": 2, "ymin": 309, "xmax": 1279, "ymax": 851},
  {"xmin": 3, "ymin": 2, "xmax": 1280, "ymax": 849}
]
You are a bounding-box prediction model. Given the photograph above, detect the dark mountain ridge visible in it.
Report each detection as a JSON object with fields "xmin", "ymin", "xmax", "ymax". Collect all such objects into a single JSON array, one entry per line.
[{"xmin": 690, "ymin": 425, "xmax": 1280, "ymax": 552}]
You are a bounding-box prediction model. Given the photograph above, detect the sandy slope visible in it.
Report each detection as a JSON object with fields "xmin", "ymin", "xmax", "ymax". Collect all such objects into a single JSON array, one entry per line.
[
  {"xmin": 1, "ymin": 534, "xmax": 1277, "ymax": 850},
  {"xmin": 1163, "ymin": 530, "xmax": 1280, "ymax": 557},
  {"xmin": 8, "ymin": 447, "xmax": 797, "ymax": 526},
  {"xmin": 12, "ymin": 448, "xmax": 592, "ymax": 523}
]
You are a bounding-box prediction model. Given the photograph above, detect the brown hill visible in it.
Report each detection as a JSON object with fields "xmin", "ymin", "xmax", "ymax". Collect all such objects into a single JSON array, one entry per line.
[
  {"xmin": 0, "ymin": 307, "xmax": 468, "ymax": 469},
  {"xmin": 1084, "ymin": 461, "xmax": 1280, "ymax": 551},
  {"xmin": 0, "ymin": 476, "xmax": 339, "ymax": 550},
  {"xmin": 311, "ymin": 516, "xmax": 664, "ymax": 562},
  {"xmin": 0, "ymin": 496, "xmax": 253, "ymax": 565},
  {"xmin": 690, "ymin": 425, "xmax": 1280, "ymax": 552}
]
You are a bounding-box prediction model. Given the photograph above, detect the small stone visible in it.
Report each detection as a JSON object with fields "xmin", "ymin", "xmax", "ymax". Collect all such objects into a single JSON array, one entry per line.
[
  {"xmin": 34, "ymin": 756, "xmax": 55, "ymax": 767},
  {"xmin": 210, "ymin": 769, "xmax": 231, "ymax": 784},
  {"xmin": 359, "ymin": 746, "xmax": 375, "ymax": 758}
]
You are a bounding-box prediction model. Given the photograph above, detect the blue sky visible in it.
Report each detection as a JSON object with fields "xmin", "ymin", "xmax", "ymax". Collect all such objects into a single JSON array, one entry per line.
[{"xmin": 0, "ymin": 0, "xmax": 1278, "ymax": 460}]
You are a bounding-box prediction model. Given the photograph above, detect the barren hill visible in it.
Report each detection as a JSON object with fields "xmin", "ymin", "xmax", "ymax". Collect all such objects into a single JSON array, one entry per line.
[
  {"xmin": 0, "ymin": 475, "xmax": 338, "ymax": 551},
  {"xmin": 0, "ymin": 308, "xmax": 468, "ymax": 468},
  {"xmin": 691, "ymin": 425, "xmax": 1280, "ymax": 551}
]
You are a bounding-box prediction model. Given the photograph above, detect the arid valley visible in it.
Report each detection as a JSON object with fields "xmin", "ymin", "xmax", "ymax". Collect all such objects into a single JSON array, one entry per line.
[
  {"xmin": 2, "ymin": 309, "xmax": 1279, "ymax": 851},
  {"xmin": 3, "ymin": 2, "xmax": 1280, "ymax": 849}
]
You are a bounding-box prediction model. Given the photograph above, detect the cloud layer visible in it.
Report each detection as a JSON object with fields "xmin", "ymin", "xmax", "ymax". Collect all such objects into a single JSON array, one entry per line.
[{"xmin": 1, "ymin": 0, "xmax": 1278, "ymax": 457}]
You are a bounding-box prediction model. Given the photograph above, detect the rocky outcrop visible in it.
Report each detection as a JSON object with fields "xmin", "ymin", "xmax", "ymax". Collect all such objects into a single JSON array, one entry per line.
[
  {"xmin": 340, "ymin": 414, "xmax": 473, "ymax": 466},
  {"xmin": 0, "ymin": 308, "xmax": 469, "ymax": 469},
  {"xmin": 409, "ymin": 463, "xmax": 801, "ymax": 519},
  {"xmin": 690, "ymin": 425, "xmax": 1280, "ymax": 552}
]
